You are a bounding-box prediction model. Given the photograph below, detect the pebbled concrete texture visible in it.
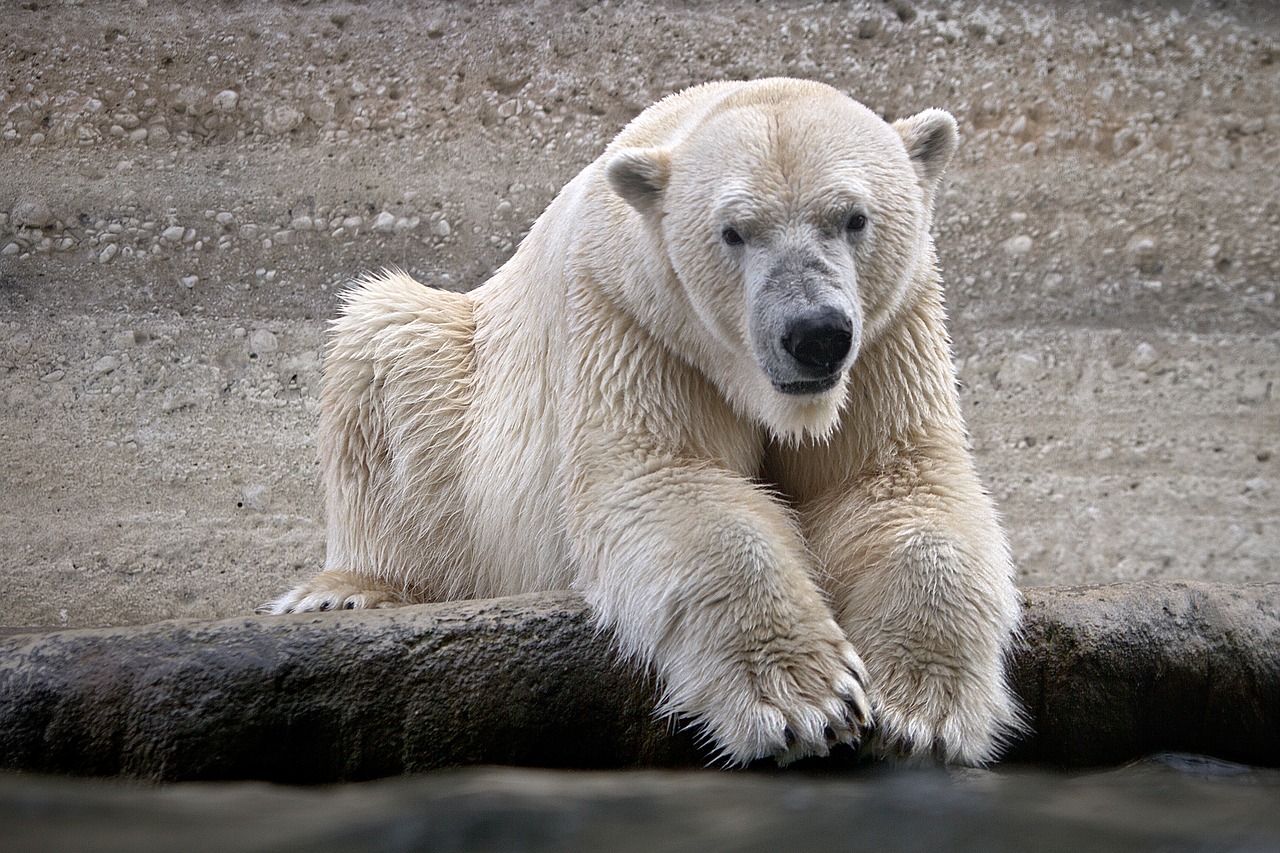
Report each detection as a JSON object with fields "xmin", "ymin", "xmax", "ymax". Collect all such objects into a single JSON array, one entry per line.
[
  {"xmin": 1, "ymin": 584, "xmax": 1276, "ymax": 783},
  {"xmin": 1, "ymin": 0, "xmax": 1278, "ymax": 629}
]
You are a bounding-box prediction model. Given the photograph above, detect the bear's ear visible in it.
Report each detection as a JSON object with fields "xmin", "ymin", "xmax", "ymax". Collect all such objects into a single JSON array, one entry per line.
[
  {"xmin": 893, "ymin": 109, "xmax": 958, "ymax": 198},
  {"xmin": 606, "ymin": 148, "xmax": 670, "ymax": 215}
]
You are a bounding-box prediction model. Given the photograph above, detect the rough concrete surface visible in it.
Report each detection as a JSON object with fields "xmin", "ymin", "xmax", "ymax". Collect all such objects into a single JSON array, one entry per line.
[
  {"xmin": 1, "ymin": 1, "xmax": 1278, "ymax": 628},
  {"xmin": 2, "ymin": 584, "xmax": 1277, "ymax": 783}
]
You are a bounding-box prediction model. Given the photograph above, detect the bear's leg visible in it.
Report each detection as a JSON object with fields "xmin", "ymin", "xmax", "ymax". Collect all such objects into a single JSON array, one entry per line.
[
  {"xmin": 570, "ymin": 462, "xmax": 872, "ymax": 766},
  {"xmin": 803, "ymin": 445, "xmax": 1023, "ymax": 766},
  {"xmin": 256, "ymin": 570, "xmax": 406, "ymax": 614}
]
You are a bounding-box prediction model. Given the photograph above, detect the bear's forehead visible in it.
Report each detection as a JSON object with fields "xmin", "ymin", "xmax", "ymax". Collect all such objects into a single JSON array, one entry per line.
[
  {"xmin": 681, "ymin": 101, "xmax": 905, "ymax": 179},
  {"xmin": 670, "ymin": 105, "xmax": 907, "ymax": 206}
]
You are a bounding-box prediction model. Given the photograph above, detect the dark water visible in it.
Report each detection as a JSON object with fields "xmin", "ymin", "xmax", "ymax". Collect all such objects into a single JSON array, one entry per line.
[{"xmin": 6, "ymin": 754, "xmax": 1280, "ymax": 853}]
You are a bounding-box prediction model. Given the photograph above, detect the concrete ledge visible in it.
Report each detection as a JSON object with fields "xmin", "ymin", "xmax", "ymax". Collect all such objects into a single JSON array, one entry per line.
[{"xmin": 1, "ymin": 582, "xmax": 1277, "ymax": 782}]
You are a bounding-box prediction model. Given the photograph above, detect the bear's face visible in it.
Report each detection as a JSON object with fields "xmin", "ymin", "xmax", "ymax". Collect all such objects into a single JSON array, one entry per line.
[{"xmin": 607, "ymin": 83, "xmax": 956, "ymax": 440}]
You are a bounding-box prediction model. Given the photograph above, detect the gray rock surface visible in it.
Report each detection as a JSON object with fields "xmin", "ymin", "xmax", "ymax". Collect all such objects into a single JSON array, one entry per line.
[
  {"xmin": 1, "ymin": 1, "xmax": 1277, "ymax": 628},
  {"xmin": 1007, "ymin": 581, "xmax": 1280, "ymax": 766},
  {"xmin": 0, "ymin": 593, "xmax": 697, "ymax": 782},
  {"xmin": 8, "ymin": 759, "xmax": 1280, "ymax": 853},
  {"xmin": 1, "ymin": 584, "xmax": 1276, "ymax": 783}
]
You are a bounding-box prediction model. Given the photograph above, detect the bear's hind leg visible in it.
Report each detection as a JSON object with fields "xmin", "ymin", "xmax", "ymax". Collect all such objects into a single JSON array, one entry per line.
[{"xmin": 256, "ymin": 570, "xmax": 406, "ymax": 614}]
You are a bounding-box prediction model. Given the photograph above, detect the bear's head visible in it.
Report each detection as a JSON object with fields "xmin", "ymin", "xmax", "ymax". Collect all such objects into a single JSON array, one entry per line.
[{"xmin": 606, "ymin": 79, "xmax": 956, "ymax": 442}]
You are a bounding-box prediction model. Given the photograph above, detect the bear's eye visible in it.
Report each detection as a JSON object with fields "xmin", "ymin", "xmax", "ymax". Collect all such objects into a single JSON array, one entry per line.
[
  {"xmin": 721, "ymin": 226, "xmax": 745, "ymax": 247},
  {"xmin": 845, "ymin": 212, "xmax": 868, "ymax": 234}
]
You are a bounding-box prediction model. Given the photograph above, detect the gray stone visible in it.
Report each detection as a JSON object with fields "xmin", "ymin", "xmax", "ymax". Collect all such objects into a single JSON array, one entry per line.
[
  {"xmin": 0, "ymin": 593, "xmax": 696, "ymax": 782},
  {"xmin": 1001, "ymin": 234, "xmax": 1033, "ymax": 257},
  {"xmin": 0, "ymin": 583, "xmax": 1276, "ymax": 783},
  {"xmin": 248, "ymin": 328, "xmax": 278, "ymax": 356},
  {"xmin": 10, "ymin": 197, "xmax": 55, "ymax": 230},
  {"xmin": 261, "ymin": 105, "xmax": 304, "ymax": 136},
  {"xmin": 1006, "ymin": 581, "xmax": 1280, "ymax": 767},
  {"xmin": 212, "ymin": 89, "xmax": 239, "ymax": 112}
]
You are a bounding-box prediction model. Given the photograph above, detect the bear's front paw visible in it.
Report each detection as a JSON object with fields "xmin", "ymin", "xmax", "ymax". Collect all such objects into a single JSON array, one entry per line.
[
  {"xmin": 770, "ymin": 637, "xmax": 873, "ymax": 767},
  {"xmin": 256, "ymin": 571, "xmax": 405, "ymax": 615},
  {"xmin": 865, "ymin": 667, "xmax": 1022, "ymax": 767},
  {"xmin": 688, "ymin": 621, "xmax": 872, "ymax": 767}
]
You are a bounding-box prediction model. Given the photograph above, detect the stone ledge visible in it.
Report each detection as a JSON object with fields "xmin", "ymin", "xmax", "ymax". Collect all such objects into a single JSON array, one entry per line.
[
  {"xmin": 1, "ymin": 582, "xmax": 1276, "ymax": 782},
  {"xmin": 1008, "ymin": 581, "xmax": 1280, "ymax": 766}
]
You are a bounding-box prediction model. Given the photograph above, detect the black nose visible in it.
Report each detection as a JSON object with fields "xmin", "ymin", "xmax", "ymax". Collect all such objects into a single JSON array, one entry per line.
[{"xmin": 782, "ymin": 310, "xmax": 853, "ymax": 375}]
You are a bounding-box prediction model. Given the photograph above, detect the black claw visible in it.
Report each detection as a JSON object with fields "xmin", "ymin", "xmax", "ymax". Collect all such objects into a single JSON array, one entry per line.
[
  {"xmin": 317, "ymin": 600, "xmax": 331, "ymax": 612},
  {"xmin": 784, "ymin": 726, "xmax": 797, "ymax": 748},
  {"xmin": 343, "ymin": 600, "xmax": 356, "ymax": 610},
  {"xmin": 824, "ymin": 725, "xmax": 837, "ymax": 745}
]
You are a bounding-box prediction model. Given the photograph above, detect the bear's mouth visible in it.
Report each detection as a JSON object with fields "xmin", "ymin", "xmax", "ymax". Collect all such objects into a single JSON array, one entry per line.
[{"xmin": 773, "ymin": 375, "xmax": 840, "ymax": 396}]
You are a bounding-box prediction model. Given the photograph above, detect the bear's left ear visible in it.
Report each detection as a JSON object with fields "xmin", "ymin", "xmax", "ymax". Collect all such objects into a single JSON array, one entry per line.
[
  {"xmin": 893, "ymin": 109, "xmax": 958, "ymax": 203},
  {"xmin": 606, "ymin": 148, "xmax": 670, "ymax": 216}
]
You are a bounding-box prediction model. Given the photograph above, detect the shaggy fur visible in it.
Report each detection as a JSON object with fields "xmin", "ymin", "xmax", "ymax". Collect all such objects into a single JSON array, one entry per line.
[{"xmin": 262, "ymin": 79, "xmax": 1022, "ymax": 767}]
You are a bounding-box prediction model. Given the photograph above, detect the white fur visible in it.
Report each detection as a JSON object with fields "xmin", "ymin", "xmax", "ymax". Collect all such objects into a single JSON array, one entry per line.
[{"xmin": 262, "ymin": 79, "xmax": 1022, "ymax": 767}]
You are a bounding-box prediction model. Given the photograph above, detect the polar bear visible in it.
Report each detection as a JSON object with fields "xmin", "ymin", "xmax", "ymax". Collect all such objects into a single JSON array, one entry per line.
[{"xmin": 262, "ymin": 79, "xmax": 1022, "ymax": 767}]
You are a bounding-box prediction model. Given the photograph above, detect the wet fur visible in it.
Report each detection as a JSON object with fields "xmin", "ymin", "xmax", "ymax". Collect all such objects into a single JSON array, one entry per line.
[{"xmin": 262, "ymin": 79, "xmax": 1022, "ymax": 766}]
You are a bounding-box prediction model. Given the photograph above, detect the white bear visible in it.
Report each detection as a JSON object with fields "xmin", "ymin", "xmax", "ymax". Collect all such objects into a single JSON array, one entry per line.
[{"xmin": 262, "ymin": 78, "xmax": 1023, "ymax": 767}]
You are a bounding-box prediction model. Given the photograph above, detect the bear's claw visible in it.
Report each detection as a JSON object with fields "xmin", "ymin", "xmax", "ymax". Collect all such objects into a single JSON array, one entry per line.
[{"xmin": 764, "ymin": 642, "xmax": 873, "ymax": 766}]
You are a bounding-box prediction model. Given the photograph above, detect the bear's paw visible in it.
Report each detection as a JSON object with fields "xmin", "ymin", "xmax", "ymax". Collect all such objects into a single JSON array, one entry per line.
[
  {"xmin": 864, "ymin": 666, "xmax": 1023, "ymax": 767},
  {"xmin": 680, "ymin": 622, "xmax": 873, "ymax": 767},
  {"xmin": 255, "ymin": 570, "xmax": 405, "ymax": 615}
]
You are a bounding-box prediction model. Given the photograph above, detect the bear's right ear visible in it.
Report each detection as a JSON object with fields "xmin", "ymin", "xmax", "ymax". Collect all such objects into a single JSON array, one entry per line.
[
  {"xmin": 606, "ymin": 148, "xmax": 670, "ymax": 216},
  {"xmin": 893, "ymin": 109, "xmax": 958, "ymax": 204}
]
